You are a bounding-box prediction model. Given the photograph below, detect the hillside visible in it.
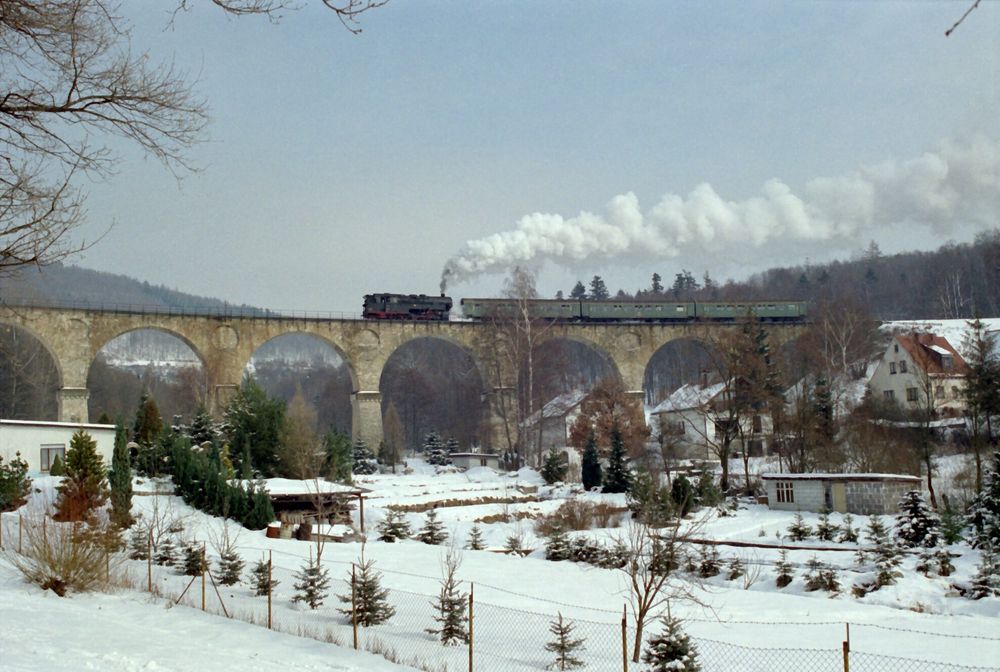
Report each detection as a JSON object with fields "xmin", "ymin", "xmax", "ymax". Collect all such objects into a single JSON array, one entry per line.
[{"xmin": 0, "ymin": 263, "xmax": 267, "ymax": 314}]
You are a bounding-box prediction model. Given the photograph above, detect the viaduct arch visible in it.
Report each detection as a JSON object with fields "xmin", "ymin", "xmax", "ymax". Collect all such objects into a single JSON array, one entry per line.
[{"xmin": 0, "ymin": 305, "xmax": 805, "ymax": 449}]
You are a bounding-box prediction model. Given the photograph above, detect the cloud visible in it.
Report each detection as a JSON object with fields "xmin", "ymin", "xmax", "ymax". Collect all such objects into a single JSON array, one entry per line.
[{"xmin": 441, "ymin": 134, "xmax": 999, "ymax": 291}]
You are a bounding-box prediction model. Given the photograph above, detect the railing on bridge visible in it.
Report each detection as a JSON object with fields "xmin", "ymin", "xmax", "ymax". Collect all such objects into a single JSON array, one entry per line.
[{"xmin": 0, "ymin": 298, "xmax": 364, "ymax": 322}]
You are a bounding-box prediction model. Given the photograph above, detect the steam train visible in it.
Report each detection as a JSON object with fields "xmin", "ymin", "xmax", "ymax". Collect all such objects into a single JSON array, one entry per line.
[{"xmin": 363, "ymin": 293, "xmax": 808, "ymax": 323}]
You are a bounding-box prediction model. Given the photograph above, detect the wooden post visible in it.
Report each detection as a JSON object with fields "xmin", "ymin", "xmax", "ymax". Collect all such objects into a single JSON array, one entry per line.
[
  {"xmin": 42, "ymin": 516, "xmax": 46, "ymax": 546},
  {"xmin": 0, "ymin": 512, "xmax": 4, "ymax": 551},
  {"xmin": 351, "ymin": 563, "xmax": 358, "ymax": 650},
  {"xmin": 358, "ymin": 494, "xmax": 365, "ymax": 533},
  {"xmin": 842, "ymin": 622, "xmax": 850, "ymax": 672},
  {"xmin": 105, "ymin": 549, "xmax": 110, "ymax": 582},
  {"xmin": 18, "ymin": 513, "xmax": 22, "ymax": 553},
  {"xmin": 468, "ymin": 583, "xmax": 474, "ymax": 672},
  {"xmin": 201, "ymin": 543, "xmax": 207, "ymax": 611},
  {"xmin": 267, "ymin": 551, "xmax": 273, "ymax": 630},
  {"xmin": 147, "ymin": 529, "xmax": 152, "ymax": 593},
  {"xmin": 621, "ymin": 604, "xmax": 628, "ymax": 672}
]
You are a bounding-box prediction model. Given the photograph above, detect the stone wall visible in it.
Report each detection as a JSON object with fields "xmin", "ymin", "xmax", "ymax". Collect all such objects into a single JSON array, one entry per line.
[{"xmin": 845, "ymin": 480, "xmax": 919, "ymax": 515}]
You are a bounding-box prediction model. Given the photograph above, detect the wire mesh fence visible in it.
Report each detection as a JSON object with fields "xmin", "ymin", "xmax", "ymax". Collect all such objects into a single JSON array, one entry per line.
[{"xmin": 2, "ymin": 512, "xmax": 998, "ymax": 672}]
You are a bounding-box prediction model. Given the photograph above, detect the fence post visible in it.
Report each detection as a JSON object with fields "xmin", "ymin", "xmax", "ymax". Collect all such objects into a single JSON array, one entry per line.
[
  {"xmin": 267, "ymin": 551, "xmax": 273, "ymax": 630},
  {"xmin": 842, "ymin": 622, "xmax": 850, "ymax": 672},
  {"xmin": 201, "ymin": 543, "xmax": 207, "ymax": 611},
  {"xmin": 0, "ymin": 512, "xmax": 4, "ymax": 551},
  {"xmin": 147, "ymin": 529, "xmax": 152, "ymax": 593},
  {"xmin": 352, "ymin": 563, "xmax": 358, "ymax": 650},
  {"xmin": 18, "ymin": 513, "xmax": 22, "ymax": 553},
  {"xmin": 468, "ymin": 582, "xmax": 474, "ymax": 672},
  {"xmin": 621, "ymin": 604, "xmax": 628, "ymax": 672}
]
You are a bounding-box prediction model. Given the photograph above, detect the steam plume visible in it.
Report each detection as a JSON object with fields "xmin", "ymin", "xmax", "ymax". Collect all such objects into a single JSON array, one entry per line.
[{"xmin": 441, "ymin": 134, "xmax": 999, "ymax": 291}]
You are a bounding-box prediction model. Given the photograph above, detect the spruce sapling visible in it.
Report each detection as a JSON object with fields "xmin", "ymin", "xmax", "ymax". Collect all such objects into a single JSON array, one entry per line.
[
  {"xmin": 642, "ymin": 613, "xmax": 701, "ymax": 672},
  {"xmin": 250, "ymin": 556, "xmax": 279, "ymax": 597},
  {"xmin": 838, "ymin": 514, "xmax": 859, "ymax": 544},
  {"xmin": 181, "ymin": 542, "xmax": 208, "ymax": 576},
  {"xmin": 545, "ymin": 522, "xmax": 572, "ymax": 561},
  {"xmin": 292, "ymin": 549, "xmax": 330, "ymax": 610},
  {"xmin": 815, "ymin": 509, "xmax": 839, "ymax": 542},
  {"xmin": 377, "ymin": 507, "xmax": 412, "ymax": 543},
  {"xmin": 725, "ymin": 556, "xmax": 745, "ymax": 581},
  {"xmin": 466, "ymin": 524, "xmax": 486, "ymax": 551},
  {"xmin": 697, "ymin": 546, "xmax": 720, "ymax": 578},
  {"xmin": 338, "ymin": 549, "xmax": 395, "ymax": 626},
  {"xmin": 426, "ymin": 548, "xmax": 469, "ymax": 645},
  {"xmin": 128, "ymin": 525, "xmax": 149, "ymax": 560},
  {"xmin": 154, "ymin": 535, "xmax": 178, "ymax": 566},
  {"xmin": 414, "ymin": 509, "xmax": 449, "ymax": 545},
  {"xmin": 786, "ymin": 513, "xmax": 812, "ymax": 541},
  {"xmin": 774, "ymin": 549, "xmax": 794, "ymax": 588},
  {"xmin": 894, "ymin": 490, "xmax": 941, "ymax": 548},
  {"xmin": 216, "ymin": 547, "xmax": 245, "ymax": 586},
  {"xmin": 545, "ymin": 612, "xmax": 585, "ymax": 670}
]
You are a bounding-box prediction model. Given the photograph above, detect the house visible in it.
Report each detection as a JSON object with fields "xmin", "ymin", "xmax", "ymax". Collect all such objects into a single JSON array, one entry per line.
[
  {"xmin": 868, "ymin": 332, "xmax": 969, "ymax": 416},
  {"xmin": 649, "ymin": 379, "xmax": 773, "ymax": 460},
  {"xmin": 521, "ymin": 390, "xmax": 588, "ymax": 451},
  {"xmin": 761, "ymin": 473, "xmax": 921, "ymax": 515},
  {"xmin": 0, "ymin": 419, "xmax": 116, "ymax": 473}
]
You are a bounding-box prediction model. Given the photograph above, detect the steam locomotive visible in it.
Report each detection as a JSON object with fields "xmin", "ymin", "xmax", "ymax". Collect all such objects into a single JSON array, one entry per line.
[{"xmin": 363, "ymin": 293, "xmax": 808, "ymax": 323}]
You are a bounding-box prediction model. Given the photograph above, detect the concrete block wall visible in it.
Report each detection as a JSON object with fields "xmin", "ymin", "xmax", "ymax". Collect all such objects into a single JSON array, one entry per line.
[{"xmin": 765, "ymin": 479, "xmax": 825, "ymax": 511}]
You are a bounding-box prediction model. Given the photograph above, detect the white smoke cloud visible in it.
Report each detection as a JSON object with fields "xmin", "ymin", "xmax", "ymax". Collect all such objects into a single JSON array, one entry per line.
[{"xmin": 441, "ymin": 134, "xmax": 999, "ymax": 291}]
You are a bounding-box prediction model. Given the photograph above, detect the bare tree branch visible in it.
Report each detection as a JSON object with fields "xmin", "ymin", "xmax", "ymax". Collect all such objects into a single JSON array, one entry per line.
[{"xmin": 945, "ymin": 0, "xmax": 982, "ymax": 37}]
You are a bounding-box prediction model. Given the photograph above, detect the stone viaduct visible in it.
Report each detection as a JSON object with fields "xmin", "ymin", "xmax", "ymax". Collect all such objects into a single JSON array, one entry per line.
[{"xmin": 0, "ymin": 305, "xmax": 805, "ymax": 449}]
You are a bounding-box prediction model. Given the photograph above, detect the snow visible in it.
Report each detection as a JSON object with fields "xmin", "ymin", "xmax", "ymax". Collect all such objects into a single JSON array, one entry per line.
[
  {"xmin": 3, "ymin": 464, "xmax": 999, "ymax": 670},
  {"xmin": 883, "ymin": 318, "xmax": 1000, "ymax": 358}
]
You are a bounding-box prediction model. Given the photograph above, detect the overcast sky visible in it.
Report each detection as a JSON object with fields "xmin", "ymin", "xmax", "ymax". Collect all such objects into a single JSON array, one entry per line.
[{"xmin": 71, "ymin": 1, "xmax": 998, "ymax": 314}]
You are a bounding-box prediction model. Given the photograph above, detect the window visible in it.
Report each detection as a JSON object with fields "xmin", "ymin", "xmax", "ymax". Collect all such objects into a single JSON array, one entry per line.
[
  {"xmin": 752, "ymin": 414, "xmax": 763, "ymax": 433},
  {"xmin": 952, "ymin": 386, "xmax": 960, "ymax": 399},
  {"xmin": 935, "ymin": 385, "xmax": 945, "ymax": 399},
  {"xmin": 883, "ymin": 390, "xmax": 895, "ymax": 401},
  {"xmin": 889, "ymin": 362, "xmax": 897, "ymax": 374},
  {"xmin": 899, "ymin": 361, "xmax": 907, "ymax": 373},
  {"xmin": 941, "ymin": 355, "xmax": 953, "ymax": 371},
  {"xmin": 906, "ymin": 387, "xmax": 919, "ymax": 402},
  {"xmin": 776, "ymin": 481, "xmax": 794, "ymax": 504},
  {"xmin": 40, "ymin": 444, "xmax": 65, "ymax": 471},
  {"xmin": 894, "ymin": 344, "xmax": 899, "ymax": 353}
]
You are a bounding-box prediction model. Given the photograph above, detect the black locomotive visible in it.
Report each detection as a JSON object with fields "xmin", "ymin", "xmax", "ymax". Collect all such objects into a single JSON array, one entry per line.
[{"xmin": 362, "ymin": 293, "xmax": 453, "ymax": 320}]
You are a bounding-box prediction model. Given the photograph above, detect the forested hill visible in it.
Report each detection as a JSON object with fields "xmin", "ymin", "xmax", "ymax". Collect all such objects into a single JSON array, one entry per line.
[
  {"xmin": 0, "ymin": 263, "xmax": 267, "ymax": 315},
  {"xmin": 584, "ymin": 230, "xmax": 1000, "ymax": 321}
]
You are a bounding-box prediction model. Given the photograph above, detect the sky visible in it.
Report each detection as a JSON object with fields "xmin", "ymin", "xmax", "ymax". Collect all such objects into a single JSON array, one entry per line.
[{"xmin": 68, "ymin": 1, "xmax": 1000, "ymax": 314}]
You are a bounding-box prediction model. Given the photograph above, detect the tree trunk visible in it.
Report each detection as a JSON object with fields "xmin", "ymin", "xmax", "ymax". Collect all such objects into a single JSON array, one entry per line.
[{"xmin": 631, "ymin": 618, "xmax": 644, "ymax": 663}]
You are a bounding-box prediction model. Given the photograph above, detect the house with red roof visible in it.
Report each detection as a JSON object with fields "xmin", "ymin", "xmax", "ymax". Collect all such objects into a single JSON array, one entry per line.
[{"xmin": 868, "ymin": 332, "xmax": 969, "ymax": 416}]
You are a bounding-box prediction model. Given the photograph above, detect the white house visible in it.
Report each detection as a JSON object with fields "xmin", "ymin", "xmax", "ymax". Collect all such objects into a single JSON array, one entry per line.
[
  {"xmin": 868, "ymin": 332, "xmax": 969, "ymax": 416},
  {"xmin": 521, "ymin": 390, "xmax": 588, "ymax": 451},
  {"xmin": 649, "ymin": 380, "xmax": 773, "ymax": 460},
  {"xmin": 0, "ymin": 419, "xmax": 116, "ymax": 473}
]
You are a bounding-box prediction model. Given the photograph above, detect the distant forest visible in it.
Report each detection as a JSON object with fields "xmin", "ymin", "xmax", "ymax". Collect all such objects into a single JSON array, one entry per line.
[{"xmin": 563, "ymin": 229, "xmax": 1000, "ymax": 321}]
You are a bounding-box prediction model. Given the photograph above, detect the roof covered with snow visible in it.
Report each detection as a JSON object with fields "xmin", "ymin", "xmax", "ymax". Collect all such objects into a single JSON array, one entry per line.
[
  {"xmin": 762, "ymin": 473, "xmax": 920, "ymax": 482},
  {"xmin": 245, "ymin": 478, "xmax": 367, "ymax": 496},
  {"xmin": 524, "ymin": 390, "xmax": 588, "ymax": 426},
  {"xmin": 892, "ymin": 332, "xmax": 969, "ymax": 377},
  {"xmin": 650, "ymin": 381, "xmax": 726, "ymax": 414}
]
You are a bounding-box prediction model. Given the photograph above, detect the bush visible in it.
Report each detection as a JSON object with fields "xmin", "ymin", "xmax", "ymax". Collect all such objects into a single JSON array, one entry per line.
[
  {"xmin": 6, "ymin": 515, "xmax": 121, "ymax": 596},
  {"xmin": 0, "ymin": 452, "xmax": 31, "ymax": 512},
  {"xmin": 533, "ymin": 499, "xmax": 625, "ymax": 537}
]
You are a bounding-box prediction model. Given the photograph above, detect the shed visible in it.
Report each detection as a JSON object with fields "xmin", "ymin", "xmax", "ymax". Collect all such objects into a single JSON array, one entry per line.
[
  {"xmin": 450, "ymin": 452, "xmax": 500, "ymax": 471},
  {"xmin": 761, "ymin": 473, "xmax": 921, "ymax": 515},
  {"xmin": 0, "ymin": 419, "xmax": 116, "ymax": 473},
  {"xmin": 252, "ymin": 478, "xmax": 370, "ymax": 532}
]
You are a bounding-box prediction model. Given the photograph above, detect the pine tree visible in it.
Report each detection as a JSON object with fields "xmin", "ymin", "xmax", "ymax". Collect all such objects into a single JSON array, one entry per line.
[
  {"xmin": 581, "ymin": 430, "xmax": 602, "ymax": 491},
  {"xmin": 423, "ymin": 432, "xmax": 451, "ymax": 466},
  {"xmin": 48, "ymin": 453, "xmax": 65, "ymax": 476},
  {"xmin": 338, "ymin": 554, "xmax": 395, "ymax": 626},
  {"xmin": 542, "ymin": 448, "xmax": 567, "ymax": 485},
  {"xmin": 250, "ymin": 556, "xmax": 279, "ymax": 597},
  {"xmin": 916, "ymin": 548, "xmax": 955, "ymax": 577},
  {"xmin": 323, "ymin": 430, "xmax": 353, "ymax": 483},
  {"xmin": 352, "ymin": 438, "xmax": 379, "ymax": 475},
  {"xmin": 962, "ymin": 544, "xmax": 999, "ymax": 599},
  {"xmin": 292, "ymin": 550, "xmax": 331, "ymax": 610},
  {"xmin": 967, "ymin": 451, "xmax": 1000, "ymax": 549},
  {"xmin": 569, "ymin": 281, "xmax": 587, "ymax": 300},
  {"xmin": 154, "ymin": 535, "xmax": 179, "ymax": 566},
  {"xmin": 602, "ymin": 426, "xmax": 631, "ymax": 494},
  {"xmin": 786, "ymin": 513, "xmax": 812, "ymax": 541},
  {"xmin": 504, "ymin": 532, "xmax": 525, "ymax": 555},
  {"xmin": 133, "ymin": 391, "xmax": 163, "ymax": 448},
  {"xmin": 182, "ymin": 543, "xmax": 209, "ymax": 576},
  {"xmin": 128, "ymin": 525, "xmax": 150, "ymax": 560},
  {"xmin": 838, "ymin": 514, "xmax": 859, "ymax": 543},
  {"xmin": 414, "ymin": 509, "xmax": 449, "ymax": 545},
  {"xmin": 55, "ymin": 430, "xmax": 109, "ymax": 522},
  {"xmin": 803, "ymin": 555, "xmax": 826, "ymax": 591},
  {"xmin": 894, "ymin": 490, "xmax": 941, "ymax": 548},
  {"xmin": 109, "ymin": 421, "xmax": 133, "ymax": 528},
  {"xmin": 775, "ymin": 549, "xmax": 794, "ymax": 588},
  {"xmin": 545, "ymin": 612, "xmax": 585, "ymax": 670},
  {"xmin": 377, "ymin": 508, "xmax": 412, "ymax": 542},
  {"xmin": 725, "ymin": 556, "xmax": 745, "ymax": 581},
  {"xmin": 642, "ymin": 614, "xmax": 701, "ymax": 672},
  {"xmin": 426, "ymin": 551, "xmax": 469, "ymax": 646},
  {"xmin": 866, "ymin": 516, "xmax": 902, "ymax": 587},
  {"xmin": 815, "ymin": 509, "xmax": 839, "ymax": 542},
  {"xmin": 466, "ymin": 525, "xmax": 486, "ymax": 551},
  {"xmin": 187, "ymin": 406, "xmax": 216, "ymax": 445},
  {"xmin": 697, "ymin": 546, "xmax": 720, "ymax": 578},
  {"xmin": 544, "ymin": 522, "xmax": 572, "ymax": 561},
  {"xmin": 216, "ymin": 548, "xmax": 245, "ymax": 586},
  {"xmin": 588, "ymin": 275, "xmax": 609, "ymax": 300},
  {"xmin": 939, "ymin": 494, "xmax": 965, "ymax": 545},
  {"xmin": 445, "ymin": 437, "xmax": 460, "ymax": 455}
]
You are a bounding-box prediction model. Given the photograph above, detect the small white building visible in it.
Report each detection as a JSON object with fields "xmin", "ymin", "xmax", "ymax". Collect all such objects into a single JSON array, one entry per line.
[
  {"xmin": 521, "ymin": 390, "xmax": 588, "ymax": 451},
  {"xmin": 762, "ymin": 473, "xmax": 921, "ymax": 515},
  {"xmin": 0, "ymin": 419, "xmax": 116, "ymax": 473},
  {"xmin": 450, "ymin": 452, "xmax": 500, "ymax": 471}
]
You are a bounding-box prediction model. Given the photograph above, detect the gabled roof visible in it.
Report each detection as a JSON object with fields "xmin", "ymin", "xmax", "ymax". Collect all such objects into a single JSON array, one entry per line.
[
  {"xmin": 522, "ymin": 390, "xmax": 588, "ymax": 427},
  {"xmin": 894, "ymin": 332, "xmax": 969, "ymax": 376},
  {"xmin": 650, "ymin": 381, "xmax": 727, "ymax": 414}
]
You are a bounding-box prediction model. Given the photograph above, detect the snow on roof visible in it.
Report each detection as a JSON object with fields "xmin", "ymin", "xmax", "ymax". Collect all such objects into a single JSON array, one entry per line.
[
  {"xmin": 927, "ymin": 344, "xmax": 952, "ymax": 356},
  {"xmin": 247, "ymin": 478, "xmax": 365, "ymax": 496},
  {"xmin": 0, "ymin": 419, "xmax": 115, "ymax": 431},
  {"xmin": 650, "ymin": 381, "xmax": 726, "ymax": 414},
  {"xmin": 883, "ymin": 318, "xmax": 1000, "ymax": 359},
  {"xmin": 523, "ymin": 390, "xmax": 588, "ymax": 427},
  {"xmin": 761, "ymin": 473, "xmax": 920, "ymax": 482}
]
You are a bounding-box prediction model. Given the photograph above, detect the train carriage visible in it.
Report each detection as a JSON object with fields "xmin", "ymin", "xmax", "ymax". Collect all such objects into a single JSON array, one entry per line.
[
  {"xmin": 580, "ymin": 301, "xmax": 695, "ymax": 321},
  {"xmin": 460, "ymin": 298, "xmax": 580, "ymax": 321},
  {"xmin": 694, "ymin": 301, "xmax": 808, "ymax": 322}
]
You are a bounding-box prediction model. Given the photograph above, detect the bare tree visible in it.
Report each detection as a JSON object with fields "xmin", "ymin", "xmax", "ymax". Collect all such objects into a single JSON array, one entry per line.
[
  {"xmin": 616, "ymin": 515, "xmax": 708, "ymax": 663},
  {"xmin": 568, "ymin": 378, "xmax": 650, "ymax": 458},
  {"xmin": 0, "ymin": 0, "xmax": 387, "ymax": 277},
  {"xmin": 381, "ymin": 401, "xmax": 405, "ymax": 473},
  {"xmin": 279, "ymin": 386, "xmax": 324, "ymax": 479}
]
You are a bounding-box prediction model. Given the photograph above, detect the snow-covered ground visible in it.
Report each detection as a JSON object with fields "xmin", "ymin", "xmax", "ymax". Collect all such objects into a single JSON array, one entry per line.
[{"xmin": 2, "ymin": 462, "xmax": 998, "ymax": 670}]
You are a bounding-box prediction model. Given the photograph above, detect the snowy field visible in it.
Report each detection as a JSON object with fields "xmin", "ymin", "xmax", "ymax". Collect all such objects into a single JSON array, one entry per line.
[{"xmin": 2, "ymin": 460, "xmax": 998, "ymax": 671}]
